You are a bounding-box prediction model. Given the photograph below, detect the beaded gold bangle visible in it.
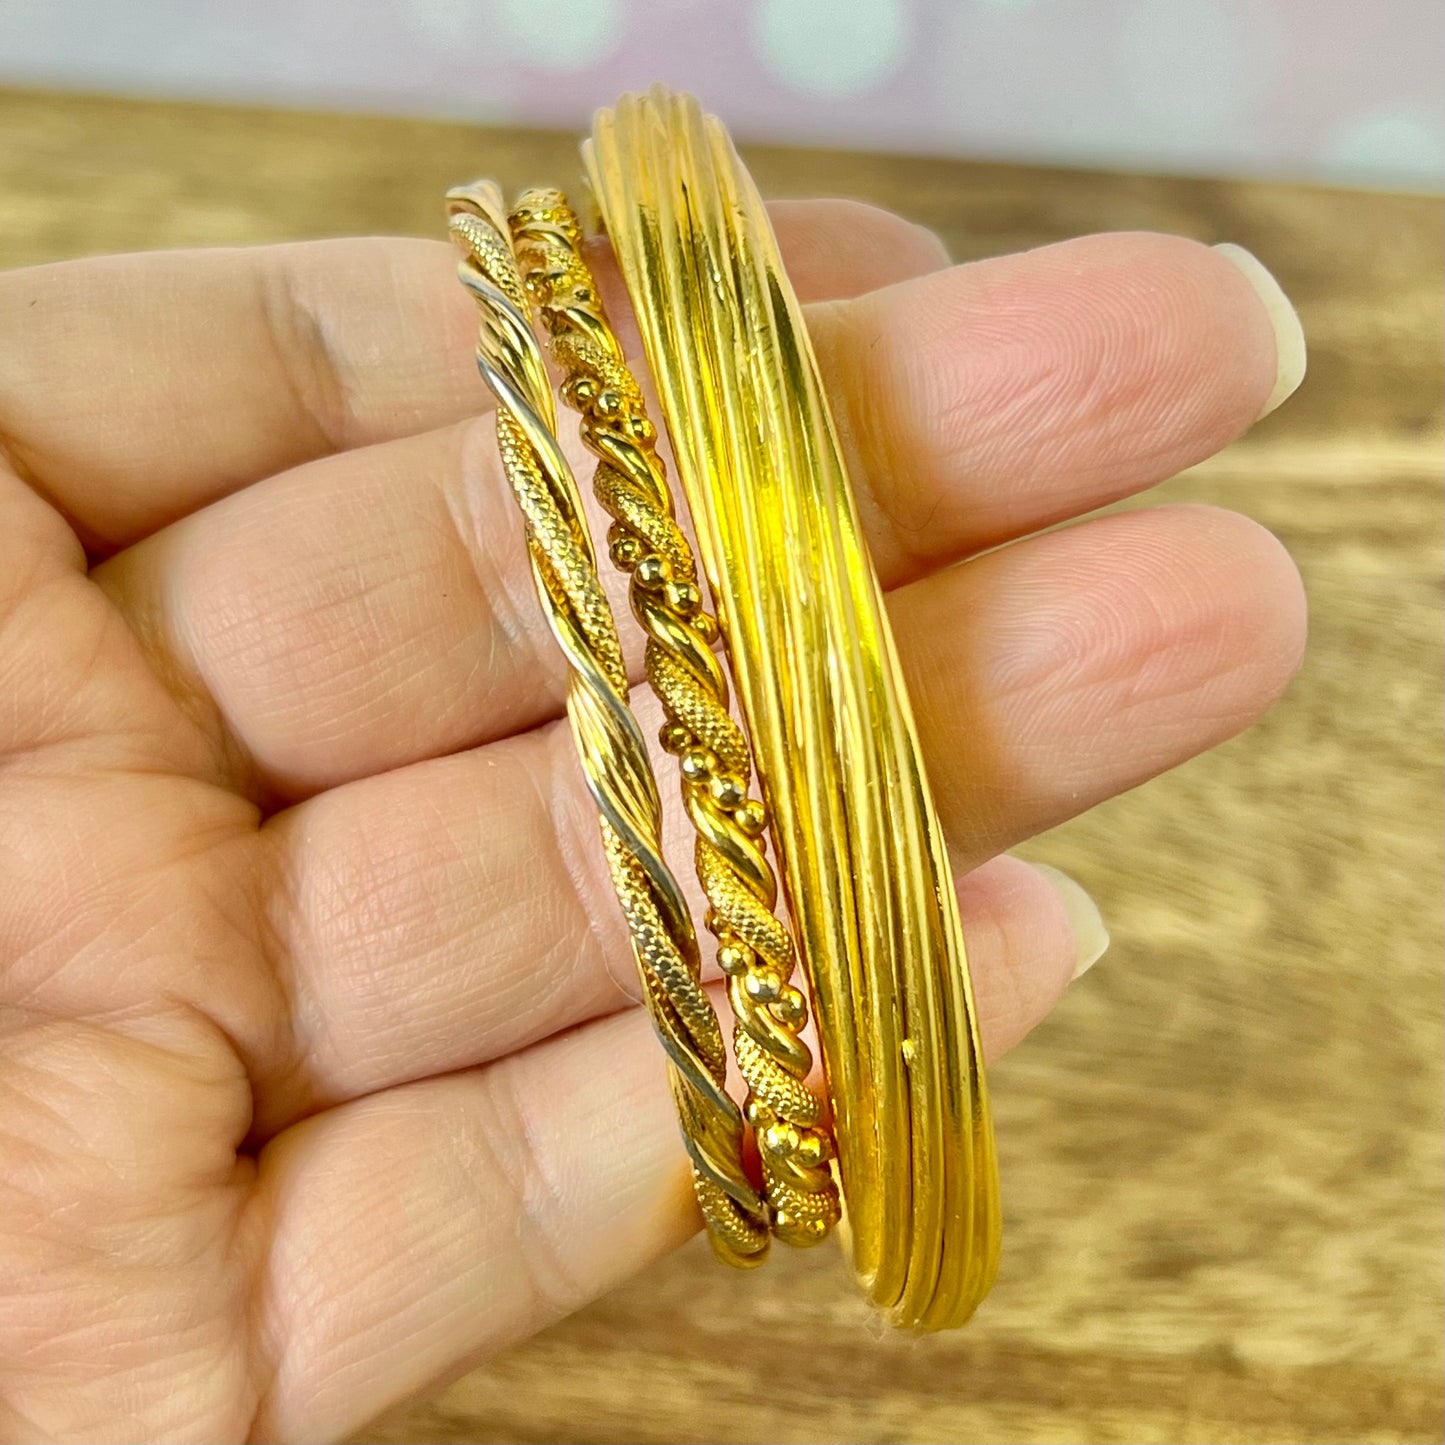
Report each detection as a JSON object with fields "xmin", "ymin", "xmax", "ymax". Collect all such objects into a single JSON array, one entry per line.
[
  {"xmin": 507, "ymin": 188, "xmax": 840, "ymax": 1249},
  {"xmin": 586, "ymin": 87, "xmax": 1001, "ymax": 1329},
  {"xmin": 445, "ymin": 179, "xmax": 769, "ymax": 1269}
]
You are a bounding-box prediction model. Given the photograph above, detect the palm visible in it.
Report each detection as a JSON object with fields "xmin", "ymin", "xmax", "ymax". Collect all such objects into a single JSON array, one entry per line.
[{"xmin": 0, "ymin": 202, "xmax": 1303, "ymax": 1443}]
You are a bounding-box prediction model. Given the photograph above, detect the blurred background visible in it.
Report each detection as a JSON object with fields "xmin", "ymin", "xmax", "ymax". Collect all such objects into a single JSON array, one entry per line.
[
  {"xmin": 1, "ymin": 0, "xmax": 1442, "ymax": 190},
  {"xmin": 1, "ymin": 5, "xmax": 1440, "ymax": 1444}
]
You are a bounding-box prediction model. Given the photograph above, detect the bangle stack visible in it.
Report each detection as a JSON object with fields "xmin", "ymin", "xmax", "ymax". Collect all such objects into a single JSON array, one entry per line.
[{"xmin": 447, "ymin": 86, "xmax": 999, "ymax": 1329}]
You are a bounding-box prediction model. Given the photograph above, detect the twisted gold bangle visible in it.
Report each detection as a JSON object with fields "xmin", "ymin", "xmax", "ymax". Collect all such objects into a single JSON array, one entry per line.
[
  {"xmin": 445, "ymin": 180, "xmax": 769, "ymax": 1269},
  {"xmin": 586, "ymin": 88, "xmax": 1001, "ymax": 1328},
  {"xmin": 507, "ymin": 188, "xmax": 840, "ymax": 1248}
]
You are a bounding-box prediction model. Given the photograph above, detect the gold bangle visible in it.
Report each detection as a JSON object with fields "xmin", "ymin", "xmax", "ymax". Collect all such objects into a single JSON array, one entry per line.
[
  {"xmin": 507, "ymin": 188, "xmax": 840, "ymax": 1248},
  {"xmin": 445, "ymin": 179, "xmax": 770, "ymax": 1269},
  {"xmin": 586, "ymin": 88, "xmax": 1001, "ymax": 1328}
]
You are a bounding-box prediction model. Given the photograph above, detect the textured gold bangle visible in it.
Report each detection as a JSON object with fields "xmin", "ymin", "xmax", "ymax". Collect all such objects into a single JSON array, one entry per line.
[
  {"xmin": 444, "ymin": 179, "xmax": 769, "ymax": 1269},
  {"xmin": 507, "ymin": 188, "xmax": 841, "ymax": 1248},
  {"xmin": 586, "ymin": 88, "xmax": 1001, "ymax": 1328}
]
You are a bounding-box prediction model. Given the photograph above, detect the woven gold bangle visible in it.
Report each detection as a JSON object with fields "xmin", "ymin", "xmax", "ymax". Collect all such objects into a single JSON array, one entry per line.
[
  {"xmin": 586, "ymin": 87, "xmax": 1001, "ymax": 1328},
  {"xmin": 506, "ymin": 188, "xmax": 840, "ymax": 1249},
  {"xmin": 445, "ymin": 180, "xmax": 769, "ymax": 1269}
]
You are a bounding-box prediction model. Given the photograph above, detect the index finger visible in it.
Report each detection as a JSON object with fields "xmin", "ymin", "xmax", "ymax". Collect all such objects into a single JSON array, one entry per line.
[{"xmin": 0, "ymin": 200, "xmax": 948, "ymax": 551}]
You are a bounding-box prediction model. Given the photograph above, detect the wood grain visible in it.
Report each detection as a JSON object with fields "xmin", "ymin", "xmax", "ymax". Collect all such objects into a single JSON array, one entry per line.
[{"xmin": 2, "ymin": 89, "xmax": 1440, "ymax": 1445}]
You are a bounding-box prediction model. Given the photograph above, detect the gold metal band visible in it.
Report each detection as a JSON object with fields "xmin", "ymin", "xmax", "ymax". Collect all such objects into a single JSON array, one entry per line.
[
  {"xmin": 507, "ymin": 188, "xmax": 840, "ymax": 1248},
  {"xmin": 445, "ymin": 179, "xmax": 770, "ymax": 1269},
  {"xmin": 585, "ymin": 87, "xmax": 1001, "ymax": 1328}
]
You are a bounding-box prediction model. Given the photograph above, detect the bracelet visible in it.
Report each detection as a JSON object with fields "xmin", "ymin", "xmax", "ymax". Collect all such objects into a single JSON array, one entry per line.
[
  {"xmin": 586, "ymin": 88, "xmax": 1000, "ymax": 1329},
  {"xmin": 507, "ymin": 188, "xmax": 840, "ymax": 1249},
  {"xmin": 443, "ymin": 86, "xmax": 1001, "ymax": 1329},
  {"xmin": 446, "ymin": 180, "xmax": 770, "ymax": 1269}
]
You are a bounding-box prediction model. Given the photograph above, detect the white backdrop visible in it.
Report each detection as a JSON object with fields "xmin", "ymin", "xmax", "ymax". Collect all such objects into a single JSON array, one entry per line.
[{"xmin": 2, "ymin": 0, "xmax": 1441, "ymax": 188}]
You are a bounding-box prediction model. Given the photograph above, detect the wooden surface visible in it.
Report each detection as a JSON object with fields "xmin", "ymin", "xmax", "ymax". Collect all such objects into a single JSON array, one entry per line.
[{"xmin": 2, "ymin": 90, "xmax": 1440, "ymax": 1445}]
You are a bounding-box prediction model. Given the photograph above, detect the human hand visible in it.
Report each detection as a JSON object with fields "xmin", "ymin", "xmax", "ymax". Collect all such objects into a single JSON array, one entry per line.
[{"xmin": 0, "ymin": 199, "xmax": 1305, "ymax": 1442}]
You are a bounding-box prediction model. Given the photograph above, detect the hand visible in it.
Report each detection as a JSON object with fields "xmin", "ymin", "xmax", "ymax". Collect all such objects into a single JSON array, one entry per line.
[{"xmin": 0, "ymin": 200, "xmax": 1305, "ymax": 1442}]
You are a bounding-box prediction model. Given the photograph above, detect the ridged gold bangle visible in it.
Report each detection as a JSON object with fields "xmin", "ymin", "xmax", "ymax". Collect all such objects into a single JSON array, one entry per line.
[
  {"xmin": 506, "ymin": 188, "xmax": 840, "ymax": 1248},
  {"xmin": 444, "ymin": 179, "xmax": 770, "ymax": 1269},
  {"xmin": 586, "ymin": 87, "xmax": 1001, "ymax": 1328}
]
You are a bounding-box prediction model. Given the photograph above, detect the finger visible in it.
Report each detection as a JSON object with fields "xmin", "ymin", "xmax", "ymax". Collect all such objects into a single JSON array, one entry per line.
[
  {"xmin": 814, "ymin": 230, "xmax": 1303, "ymax": 582},
  {"xmin": 0, "ymin": 201, "xmax": 946, "ymax": 551},
  {"xmin": 251, "ymin": 503, "xmax": 1301, "ymax": 1134},
  {"xmin": 245, "ymin": 1003, "xmax": 710, "ymax": 1444},
  {"xmin": 98, "ymin": 231, "xmax": 1297, "ymax": 800},
  {"xmin": 248, "ymin": 862, "xmax": 1067, "ymax": 1445},
  {"xmin": 894, "ymin": 503, "xmax": 1307, "ymax": 844}
]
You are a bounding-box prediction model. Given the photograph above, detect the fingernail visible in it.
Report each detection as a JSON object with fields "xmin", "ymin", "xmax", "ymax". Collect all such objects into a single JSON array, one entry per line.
[
  {"xmin": 1032, "ymin": 862, "xmax": 1110, "ymax": 980},
  {"xmin": 1213, "ymin": 243, "xmax": 1307, "ymax": 420},
  {"xmin": 911, "ymin": 220, "xmax": 953, "ymax": 268}
]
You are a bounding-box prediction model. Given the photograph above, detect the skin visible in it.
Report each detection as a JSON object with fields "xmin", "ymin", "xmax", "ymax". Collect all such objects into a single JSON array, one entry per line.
[{"xmin": 0, "ymin": 198, "xmax": 1306, "ymax": 1443}]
